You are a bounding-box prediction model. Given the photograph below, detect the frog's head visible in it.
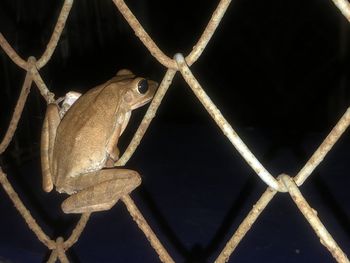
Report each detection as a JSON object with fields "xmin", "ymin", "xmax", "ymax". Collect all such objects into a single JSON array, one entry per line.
[{"xmin": 115, "ymin": 69, "xmax": 158, "ymax": 110}]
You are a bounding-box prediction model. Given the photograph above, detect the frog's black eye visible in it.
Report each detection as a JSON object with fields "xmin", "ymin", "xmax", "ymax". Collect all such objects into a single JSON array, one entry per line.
[{"xmin": 137, "ymin": 79, "xmax": 148, "ymax": 94}]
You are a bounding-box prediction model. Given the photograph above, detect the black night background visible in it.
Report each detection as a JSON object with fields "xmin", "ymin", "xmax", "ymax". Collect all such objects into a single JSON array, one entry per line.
[{"xmin": 0, "ymin": 0, "xmax": 349, "ymax": 262}]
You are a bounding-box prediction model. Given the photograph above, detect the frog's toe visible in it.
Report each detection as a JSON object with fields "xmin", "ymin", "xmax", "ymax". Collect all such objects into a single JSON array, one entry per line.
[{"xmin": 61, "ymin": 175, "xmax": 141, "ymax": 214}]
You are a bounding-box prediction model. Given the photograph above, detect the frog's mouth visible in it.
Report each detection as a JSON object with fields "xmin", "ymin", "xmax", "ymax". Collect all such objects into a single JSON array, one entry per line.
[{"xmin": 134, "ymin": 95, "xmax": 153, "ymax": 108}]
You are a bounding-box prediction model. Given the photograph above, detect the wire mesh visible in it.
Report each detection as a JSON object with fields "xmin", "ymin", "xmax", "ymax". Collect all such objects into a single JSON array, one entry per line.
[{"xmin": 0, "ymin": 0, "xmax": 349, "ymax": 262}]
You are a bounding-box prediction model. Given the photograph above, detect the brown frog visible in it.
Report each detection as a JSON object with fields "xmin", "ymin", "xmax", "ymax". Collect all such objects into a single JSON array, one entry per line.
[{"xmin": 41, "ymin": 69, "xmax": 157, "ymax": 213}]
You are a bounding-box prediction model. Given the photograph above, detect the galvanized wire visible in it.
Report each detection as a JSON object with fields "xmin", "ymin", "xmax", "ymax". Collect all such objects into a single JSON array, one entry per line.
[{"xmin": 0, "ymin": 0, "xmax": 349, "ymax": 262}]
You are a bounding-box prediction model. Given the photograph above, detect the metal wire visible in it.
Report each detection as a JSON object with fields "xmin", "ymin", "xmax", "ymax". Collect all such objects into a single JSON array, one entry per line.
[{"xmin": 0, "ymin": 0, "xmax": 349, "ymax": 262}]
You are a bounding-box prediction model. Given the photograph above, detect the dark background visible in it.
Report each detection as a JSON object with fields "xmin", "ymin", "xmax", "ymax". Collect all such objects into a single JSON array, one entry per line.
[{"xmin": 0, "ymin": 0, "xmax": 349, "ymax": 262}]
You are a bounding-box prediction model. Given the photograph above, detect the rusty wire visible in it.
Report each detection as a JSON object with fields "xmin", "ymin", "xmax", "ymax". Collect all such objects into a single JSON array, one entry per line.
[{"xmin": 0, "ymin": 0, "xmax": 349, "ymax": 262}]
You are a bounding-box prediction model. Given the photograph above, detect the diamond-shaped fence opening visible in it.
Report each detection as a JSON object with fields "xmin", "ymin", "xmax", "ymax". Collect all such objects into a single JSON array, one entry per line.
[{"xmin": 0, "ymin": 0, "xmax": 349, "ymax": 262}]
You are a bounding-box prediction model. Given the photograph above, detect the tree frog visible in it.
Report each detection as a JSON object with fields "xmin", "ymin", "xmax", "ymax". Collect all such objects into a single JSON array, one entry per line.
[{"xmin": 41, "ymin": 69, "xmax": 157, "ymax": 214}]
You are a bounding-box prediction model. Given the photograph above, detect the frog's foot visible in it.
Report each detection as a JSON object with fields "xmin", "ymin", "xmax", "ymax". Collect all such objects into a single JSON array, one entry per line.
[
  {"xmin": 58, "ymin": 91, "xmax": 82, "ymax": 118},
  {"xmin": 61, "ymin": 169, "xmax": 141, "ymax": 214}
]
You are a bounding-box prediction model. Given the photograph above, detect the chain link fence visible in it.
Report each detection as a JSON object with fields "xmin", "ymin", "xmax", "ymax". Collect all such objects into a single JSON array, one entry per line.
[{"xmin": 0, "ymin": 0, "xmax": 349, "ymax": 262}]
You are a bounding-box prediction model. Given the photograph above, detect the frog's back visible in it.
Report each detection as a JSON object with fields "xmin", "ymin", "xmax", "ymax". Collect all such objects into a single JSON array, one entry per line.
[{"xmin": 52, "ymin": 83, "xmax": 121, "ymax": 185}]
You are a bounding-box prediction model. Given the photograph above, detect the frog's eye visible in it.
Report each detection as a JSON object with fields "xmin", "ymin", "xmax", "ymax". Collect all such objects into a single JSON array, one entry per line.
[{"xmin": 137, "ymin": 79, "xmax": 148, "ymax": 94}]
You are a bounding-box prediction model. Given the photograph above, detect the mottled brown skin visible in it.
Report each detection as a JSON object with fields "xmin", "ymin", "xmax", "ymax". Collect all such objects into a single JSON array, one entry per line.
[{"xmin": 41, "ymin": 69, "xmax": 157, "ymax": 213}]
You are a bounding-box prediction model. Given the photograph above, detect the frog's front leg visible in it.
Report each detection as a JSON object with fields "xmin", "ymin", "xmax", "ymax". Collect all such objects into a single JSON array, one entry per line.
[
  {"xmin": 60, "ymin": 169, "xmax": 141, "ymax": 213},
  {"xmin": 105, "ymin": 112, "xmax": 126, "ymax": 167}
]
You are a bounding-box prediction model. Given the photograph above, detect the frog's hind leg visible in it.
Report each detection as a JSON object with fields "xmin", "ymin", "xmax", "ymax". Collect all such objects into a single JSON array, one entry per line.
[
  {"xmin": 41, "ymin": 104, "xmax": 60, "ymax": 192},
  {"xmin": 61, "ymin": 169, "xmax": 141, "ymax": 214}
]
